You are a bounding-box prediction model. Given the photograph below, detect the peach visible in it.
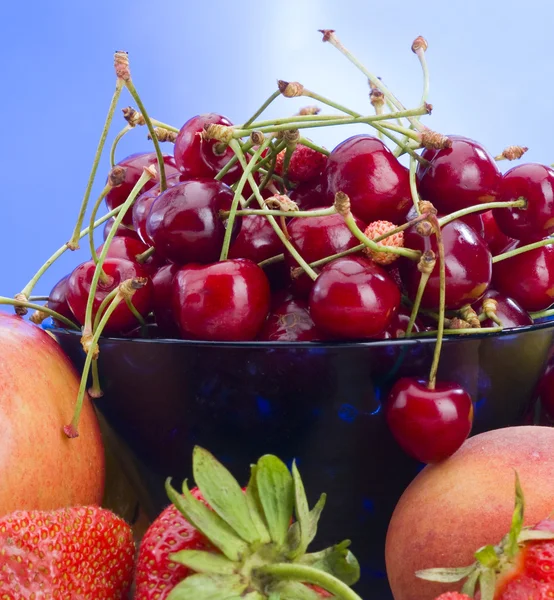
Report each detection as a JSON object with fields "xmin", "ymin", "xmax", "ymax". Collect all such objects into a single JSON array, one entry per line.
[{"xmin": 385, "ymin": 426, "xmax": 554, "ymax": 600}]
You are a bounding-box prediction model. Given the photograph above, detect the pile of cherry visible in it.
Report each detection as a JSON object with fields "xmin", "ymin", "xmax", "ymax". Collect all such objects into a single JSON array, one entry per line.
[{"xmin": 13, "ymin": 39, "xmax": 554, "ymax": 463}]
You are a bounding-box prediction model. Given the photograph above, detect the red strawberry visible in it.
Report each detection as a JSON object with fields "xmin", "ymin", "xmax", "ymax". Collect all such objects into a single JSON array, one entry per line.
[
  {"xmin": 363, "ymin": 220, "xmax": 404, "ymax": 265},
  {"xmin": 275, "ymin": 143, "xmax": 328, "ymax": 183},
  {"xmin": 418, "ymin": 475, "xmax": 554, "ymax": 600},
  {"xmin": 0, "ymin": 506, "xmax": 134, "ymax": 598}
]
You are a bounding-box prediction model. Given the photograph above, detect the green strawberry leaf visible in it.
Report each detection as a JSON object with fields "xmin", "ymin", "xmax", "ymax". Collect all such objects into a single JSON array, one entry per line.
[
  {"xmin": 299, "ymin": 540, "xmax": 360, "ymax": 586},
  {"xmin": 256, "ymin": 455, "xmax": 294, "ymax": 547},
  {"xmin": 475, "ymin": 545, "xmax": 500, "ymax": 569},
  {"xmin": 169, "ymin": 550, "xmax": 237, "ymax": 574},
  {"xmin": 165, "ymin": 478, "xmax": 248, "ymax": 561},
  {"xmin": 478, "ymin": 568, "xmax": 496, "ymax": 600},
  {"xmin": 193, "ymin": 447, "xmax": 260, "ymax": 544},
  {"xmin": 415, "ymin": 564, "xmax": 476, "ymax": 583},
  {"xmin": 166, "ymin": 573, "xmax": 247, "ymax": 600},
  {"xmin": 505, "ymin": 471, "xmax": 525, "ymax": 558},
  {"xmin": 518, "ymin": 529, "xmax": 554, "ymax": 542},
  {"xmin": 461, "ymin": 568, "xmax": 481, "ymax": 597},
  {"xmin": 246, "ymin": 464, "xmax": 271, "ymax": 544}
]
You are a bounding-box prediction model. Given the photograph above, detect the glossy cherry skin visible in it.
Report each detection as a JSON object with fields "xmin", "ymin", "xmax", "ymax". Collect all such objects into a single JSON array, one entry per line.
[
  {"xmin": 289, "ymin": 176, "xmax": 332, "ymax": 210},
  {"xmin": 96, "ymin": 236, "xmax": 163, "ymax": 274},
  {"xmin": 172, "ymin": 259, "xmax": 270, "ymax": 341},
  {"xmin": 377, "ymin": 306, "xmax": 423, "ymax": 339},
  {"xmin": 385, "ymin": 378, "xmax": 473, "ymax": 464},
  {"xmin": 481, "ymin": 210, "xmax": 515, "ymax": 255},
  {"xmin": 286, "ymin": 209, "xmax": 366, "ymax": 297},
  {"xmin": 324, "ymin": 134, "xmax": 412, "ymax": 223},
  {"xmin": 146, "ymin": 179, "xmax": 236, "ymax": 265},
  {"xmin": 493, "ymin": 163, "xmax": 554, "ymax": 241},
  {"xmin": 173, "ymin": 113, "xmax": 239, "ymax": 181},
  {"xmin": 105, "ymin": 152, "xmax": 180, "ymax": 226},
  {"xmin": 309, "ymin": 256, "xmax": 401, "ymax": 340},
  {"xmin": 102, "ymin": 218, "xmax": 140, "ymax": 242},
  {"xmin": 228, "ymin": 215, "xmax": 282, "ymax": 263},
  {"xmin": 492, "ymin": 239, "xmax": 554, "ymax": 312},
  {"xmin": 67, "ymin": 258, "xmax": 152, "ymax": 335},
  {"xmin": 151, "ymin": 263, "xmax": 180, "ymax": 337},
  {"xmin": 417, "ymin": 135, "xmax": 501, "ymax": 213},
  {"xmin": 257, "ymin": 298, "xmax": 320, "ymax": 341},
  {"xmin": 48, "ymin": 275, "xmax": 76, "ymax": 327},
  {"xmin": 401, "ymin": 219, "xmax": 492, "ymax": 310},
  {"xmin": 473, "ymin": 289, "xmax": 532, "ymax": 329}
]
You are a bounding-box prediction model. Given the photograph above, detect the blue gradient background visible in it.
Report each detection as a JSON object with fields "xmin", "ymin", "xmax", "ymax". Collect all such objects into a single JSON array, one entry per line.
[{"xmin": 1, "ymin": 1, "xmax": 552, "ymax": 310}]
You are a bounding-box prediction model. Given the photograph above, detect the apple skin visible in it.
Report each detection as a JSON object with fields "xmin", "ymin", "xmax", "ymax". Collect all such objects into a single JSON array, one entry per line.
[
  {"xmin": 385, "ymin": 426, "xmax": 554, "ymax": 600},
  {"xmin": 0, "ymin": 314, "xmax": 105, "ymax": 514}
]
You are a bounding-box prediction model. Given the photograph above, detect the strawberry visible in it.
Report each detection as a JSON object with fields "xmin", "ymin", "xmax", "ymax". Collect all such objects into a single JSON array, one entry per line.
[
  {"xmin": 275, "ymin": 143, "xmax": 327, "ymax": 183},
  {"xmin": 0, "ymin": 505, "xmax": 134, "ymax": 598},
  {"xmin": 134, "ymin": 447, "xmax": 362, "ymax": 600},
  {"xmin": 363, "ymin": 220, "xmax": 404, "ymax": 266},
  {"xmin": 418, "ymin": 474, "xmax": 554, "ymax": 600}
]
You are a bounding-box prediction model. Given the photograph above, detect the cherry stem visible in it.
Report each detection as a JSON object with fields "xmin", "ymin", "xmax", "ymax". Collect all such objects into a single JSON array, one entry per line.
[
  {"xmin": 302, "ymin": 88, "xmax": 360, "ymax": 117},
  {"xmin": 67, "ymin": 79, "xmax": 124, "ymax": 250},
  {"xmin": 123, "ymin": 78, "xmax": 167, "ymax": 192},
  {"xmin": 406, "ymin": 269, "xmax": 433, "ymax": 338},
  {"xmin": 93, "ymin": 288, "xmax": 118, "ymax": 332},
  {"xmin": 135, "ymin": 246, "xmax": 155, "ymax": 263},
  {"xmin": 82, "ymin": 169, "xmax": 154, "ymax": 341},
  {"xmin": 242, "ymin": 90, "xmax": 281, "ymax": 128},
  {"xmin": 438, "ymin": 198, "xmax": 527, "ymax": 228},
  {"xmin": 220, "ymin": 138, "xmax": 272, "ymax": 261},
  {"xmin": 125, "ymin": 297, "xmax": 146, "ymax": 327},
  {"xmin": 427, "ymin": 215, "xmax": 446, "ymax": 390},
  {"xmin": 492, "ymin": 237, "xmax": 554, "ymax": 263},
  {"xmin": 28, "ymin": 296, "xmax": 49, "ymax": 302},
  {"xmin": 19, "ymin": 205, "xmax": 123, "ymax": 301},
  {"xmin": 478, "ymin": 310, "xmax": 503, "ymax": 326},
  {"xmin": 530, "ymin": 308, "xmax": 554, "ymax": 320},
  {"xmin": 413, "ymin": 326, "xmax": 503, "ymax": 338},
  {"xmin": 257, "ymin": 253, "xmax": 285, "ymax": 268},
  {"xmin": 221, "ymin": 207, "xmax": 337, "ymax": 219},
  {"xmin": 255, "ymin": 563, "xmax": 364, "ymax": 600},
  {"xmin": 89, "ymin": 360, "xmax": 103, "ymax": 398},
  {"xmin": 409, "ymin": 156, "xmax": 422, "ymax": 214},
  {"xmin": 0, "ymin": 297, "xmax": 79, "ymax": 330},
  {"xmin": 214, "ymin": 141, "xmax": 254, "ymax": 183},
  {"xmin": 372, "ymin": 123, "xmax": 427, "ymax": 164},
  {"xmin": 88, "ymin": 183, "xmax": 112, "ymax": 270},
  {"xmin": 414, "ymin": 47, "xmax": 430, "ymax": 106},
  {"xmin": 378, "ymin": 121, "xmax": 421, "ymax": 141},
  {"xmin": 110, "ymin": 124, "xmax": 131, "ymax": 167},
  {"xmin": 321, "ymin": 29, "xmax": 425, "ymax": 132},
  {"xmin": 298, "ymin": 136, "xmax": 330, "ymax": 156}
]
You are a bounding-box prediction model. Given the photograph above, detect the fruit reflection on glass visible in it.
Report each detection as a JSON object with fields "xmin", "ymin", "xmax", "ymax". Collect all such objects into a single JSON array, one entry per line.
[{"xmin": 4, "ymin": 31, "xmax": 554, "ymax": 471}]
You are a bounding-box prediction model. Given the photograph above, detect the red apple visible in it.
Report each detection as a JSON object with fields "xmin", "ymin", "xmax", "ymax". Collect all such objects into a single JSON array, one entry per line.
[{"xmin": 0, "ymin": 314, "xmax": 105, "ymax": 514}]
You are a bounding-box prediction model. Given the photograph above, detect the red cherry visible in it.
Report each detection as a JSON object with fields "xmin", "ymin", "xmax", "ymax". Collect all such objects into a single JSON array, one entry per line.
[
  {"xmin": 473, "ymin": 289, "xmax": 532, "ymax": 329},
  {"xmin": 324, "ymin": 134, "xmax": 412, "ymax": 223},
  {"xmin": 377, "ymin": 306, "xmax": 423, "ymax": 339},
  {"xmin": 102, "ymin": 218, "xmax": 140, "ymax": 242},
  {"xmin": 274, "ymin": 144, "xmax": 328, "ymax": 183},
  {"xmin": 257, "ymin": 298, "xmax": 320, "ymax": 341},
  {"xmin": 146, "ymin": 179, "xmax": 236, "ymax": 265},
  {"xmin": 417, "ymin": 135, "xmax": 501, "ymax": 213},
  {"xmin": 228, "ymin": 215, "xmax": 282, "ymax": 263},
  {"xmin": 173, "ymin": 114, "xmax": 239, "ymax": 181},
  {"xmin": 172, "ymin": 259, "xmax": 270, "ymax": 341},
  {"xmin": 105, "ymin": 152, "xmax": 180, "ymax": 226},
  {"xmin": 67, "ymin": 258, "xmax": 152, "ymax": 335},
  {"xmin": 401, "ymin": 219, "xmax": 492, "ymax": 310},
  {"xmin": 385, "ymin": 378, "xmax": 473, "ymax": 464},
  {"xmin": 481, "ymin": 210, "xmax": 515, "ymax": 255},
  {"xmin": 47, "ymin": 275, "xmax": 75, "ymax": 327},
  {"xmin": 493, "ymin": 163, "xmax": 554, "ymax": 241},
  {"xmin": 492, "ymin": 239, "xmax": 554, "ymax": 312},
  {"xmin": 151, "ymin": 263, "xmax": 180, "ymax": 337},
  {"xmin": 96, "ymin": 236, "xmax": 163, "ymax": 274},
  {"xmin": 286, "ymin": 209, "xmax": 365, "ymax": 297},
  {"xmin": 309, "ymin": 256, "xmax": 400, "ymax": 340},
  {"xmin": 288, "ymin": 176, "xmax": 332, "ymax": 210}
]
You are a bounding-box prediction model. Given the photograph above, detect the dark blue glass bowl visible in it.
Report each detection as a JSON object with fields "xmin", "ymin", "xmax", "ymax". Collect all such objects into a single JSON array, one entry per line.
[{"xmin": 54, "ymin": 321, "xmax": 554, "ymax": 599}]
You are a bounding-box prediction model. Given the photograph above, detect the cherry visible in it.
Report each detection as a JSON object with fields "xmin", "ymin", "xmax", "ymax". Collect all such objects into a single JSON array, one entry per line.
[
  {"xmin": 102, "ymin": 218, "xmax": 140, "ymax": 242},
  {"xmin": 288, "ymin": 176, "xmax": 332, "ymax": 210},
  {"xmin": 146, "ymin": 179, "xmax": 237, "ymax": 265},
  {"xmin": 401, "ymin": 219, "xmax": 492, "ymax": 310},
  {"xmin": 481, "ymin": 210, "xmax": 515, "ymax": 255},
  {"xmin": 493, "ymin": 163, "xmax": 554, "ymax": 241},
  {"xmin": 151, "ymin": 263, "xmax": 180, "ymax": 337},
  {"xmin": 492, "ymin": 239, "xmax": 554, "ymax": 312},
  {"xmin": 417, "ymin": 135, "xmax": 501, "ymax": 213},
  {"xmin": 172, "ymin": 259, "xmax": 270, "ymax": 341},
  {"xmin": 385, "ymin": 378, "xmax": 473, "ymax": 463},
  {"xmin": 377, "ymin": 306, "xmax": 423, "ymax": 339},
  {"xmin": 66, "ymin": 258, "xmax": 152, "ymax": 335},
  {"xmin": 285, "ymin": 209, "xmax": 365, "ymax": 297},
  {"xmin": 257, "ymin": 297, "xmax": 320, "ymax": 341},
  {"xmin": 105, "ymin": 152, "xmax": 180, "ymax": 226},
  {"xmin": 309, "ymin": 256, "xmax": 401, "ymax": 340},
  {"xmin": 473, "ymin": 289, "xmax": 533, "ymax": 329},
  {"xmin": 96, "ymin": 236, "xmax": 163, "ymax": 274},
  {"xmin": 173, "ymin": 113, "xmax": 239, "ymax": 181},
  {"xmin": 47, "ymin": 275, "xmax": 75, "ymax": 327},
  {"xmin": 228, "ymin": 215, "xmax": 282, "ymax": 263},
  {"xmin": 132, "ymin": 173, "xmax": 182, "ymax": 246},
  {"xmin": 324, "ymin": 134, "xmax": 412, "ymax": 223}
]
